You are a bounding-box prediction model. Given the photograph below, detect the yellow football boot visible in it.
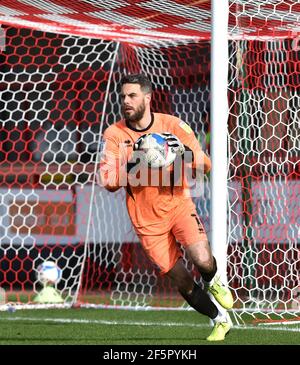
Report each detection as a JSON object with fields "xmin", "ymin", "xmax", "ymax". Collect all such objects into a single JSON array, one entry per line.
[
  {"xmin": 207, "ymin": 276, "xmax": 234, "ymax": 310},
  {"xmin": 206, "ymin": 321, "xmax": 231, "ymax": 341}
]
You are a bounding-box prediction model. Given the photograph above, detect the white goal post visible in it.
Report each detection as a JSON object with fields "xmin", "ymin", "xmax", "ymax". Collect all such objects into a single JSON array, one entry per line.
[{"xmin": 211, "ymin": 0, "xmax": 229, "ymax": 286}]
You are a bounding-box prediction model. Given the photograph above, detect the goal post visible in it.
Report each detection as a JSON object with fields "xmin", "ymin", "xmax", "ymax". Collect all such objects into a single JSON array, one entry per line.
[
  {"xmin": 210, "ymin": 0, "xmax": 229, "ymax": 286},
  {"xmin": 0, "ymin": 0, "xmax": 298, "ymax": 325}
]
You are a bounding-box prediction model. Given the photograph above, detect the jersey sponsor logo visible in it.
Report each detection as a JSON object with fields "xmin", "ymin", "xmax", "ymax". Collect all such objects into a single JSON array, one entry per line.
[{"xmin": 179, "ymin": 121, "xmax": 192, "ymax": 134}]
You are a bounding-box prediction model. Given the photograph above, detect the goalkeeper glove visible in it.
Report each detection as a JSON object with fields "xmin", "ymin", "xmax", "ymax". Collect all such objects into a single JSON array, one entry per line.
[
  {"xmin": 127, "ymin": 134, "xmax": 147, "ymax": 173},
  {"xmin": 162, "ymin": 132, "xmax": 185, "ymax": 156},
  {"xmin": 133, "ymin": 134, "xmax": 147, "ymax": 151}
]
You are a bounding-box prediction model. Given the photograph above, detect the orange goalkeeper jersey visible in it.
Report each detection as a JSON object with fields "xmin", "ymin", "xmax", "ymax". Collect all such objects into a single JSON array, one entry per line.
[{"xmin": 99, "ymin": 113, "xmax": 211, "ymax": 235}]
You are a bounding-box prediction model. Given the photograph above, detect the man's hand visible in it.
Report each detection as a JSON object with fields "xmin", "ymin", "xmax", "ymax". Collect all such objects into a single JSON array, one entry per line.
[
  {"xmin": 133, "ymin": 134, "xmax": 148, "ymax": 151},
  {"xmin": 127, "ymin": 134, "xmax": 148, "ymax": 173},
  {"xmin": 162, "ymin": 132, "xmax": 185, "ymax": 156}
]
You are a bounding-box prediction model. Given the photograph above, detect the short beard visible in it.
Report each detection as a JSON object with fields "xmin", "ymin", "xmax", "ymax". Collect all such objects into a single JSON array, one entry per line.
[{"xmin": 123, "ymin": 102, "xmax": 146, "ymax": 123}]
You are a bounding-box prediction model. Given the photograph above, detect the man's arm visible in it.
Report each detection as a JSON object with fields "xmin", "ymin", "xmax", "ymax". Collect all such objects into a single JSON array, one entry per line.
[
  {"xmin": 172, "ymin": 119, "xmax": 211, "ymax": 175},
  {"xmin": 99, "ymin": 130, "xmax": 128, "ymax": 192}
]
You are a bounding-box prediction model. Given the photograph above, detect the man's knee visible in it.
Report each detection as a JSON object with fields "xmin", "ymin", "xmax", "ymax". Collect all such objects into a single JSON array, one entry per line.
[
  {"xmin": 186, "ymin": 241, "xmax": 216, "ymax": 274},
  {"xmin": 167, "ymin": 260, "xmax": 194, "ymax": 293},
  {"xmin": 198, "ymin": 256, "xmax": 215, "ymax": 273}
]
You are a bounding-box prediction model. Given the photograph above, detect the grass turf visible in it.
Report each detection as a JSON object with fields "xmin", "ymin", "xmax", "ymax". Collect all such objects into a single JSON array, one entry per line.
[{"xmin": 0, "ymin": 308, "xmax": 299, "ymax": 345}]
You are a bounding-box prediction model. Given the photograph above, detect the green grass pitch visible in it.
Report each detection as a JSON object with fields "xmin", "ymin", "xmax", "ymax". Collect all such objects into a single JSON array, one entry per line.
[{"xmin": 0, "ymin": 308, "xmax": 299, "ymax": 345}]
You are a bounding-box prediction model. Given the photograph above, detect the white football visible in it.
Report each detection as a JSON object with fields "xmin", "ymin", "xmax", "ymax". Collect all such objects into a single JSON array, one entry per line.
[
  {"xmin": 36, "ymin": 260, "xmax": 61, "ymax": 284},
  {"xmin": 139, "ymin": 133, "xmax": 177, "ymax": 168}
]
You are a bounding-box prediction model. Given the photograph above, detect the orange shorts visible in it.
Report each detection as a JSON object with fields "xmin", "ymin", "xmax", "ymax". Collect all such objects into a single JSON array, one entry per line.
[{"xmin": 137, "ymin": 202, "xmax": 207, "ymax": 274}]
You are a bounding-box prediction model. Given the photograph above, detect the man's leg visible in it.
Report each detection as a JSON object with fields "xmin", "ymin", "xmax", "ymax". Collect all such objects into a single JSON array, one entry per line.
[
  {"xmin": 170, "ymin": 205, "xmax": 233, "ymax": 310},
  {"xmin": 166, "ymin": 258, "xmax": 231, "ymax": 341},
  {"xmin": 137, "ymin": 226, "xmax": 231, "ymax": 341},
  {"xmin": 167, "ymin": 258, "xmax": 218, "ymax": 318},
  {"xmin": 186, "ymin": 240, "xmax": 234, "ymax": 310}
]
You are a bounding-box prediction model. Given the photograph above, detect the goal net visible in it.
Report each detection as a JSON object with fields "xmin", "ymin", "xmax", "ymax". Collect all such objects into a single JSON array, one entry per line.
[
  {"xmin": 228, "ymin": 1, "xmax": 300, "ymax": 324},
  {"xmin": 0, "ymin": 0, "xmax": 299, "ymax": 325}
]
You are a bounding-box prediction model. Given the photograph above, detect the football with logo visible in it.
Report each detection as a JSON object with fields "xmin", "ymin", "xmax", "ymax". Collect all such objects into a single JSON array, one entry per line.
[
  {"xmin": 36, "ymin": 260, "xmax": 62, "ymax": 285},
  {"xmin": 137, "ymin": 133, "xmax": 177, "ymax": 168}
]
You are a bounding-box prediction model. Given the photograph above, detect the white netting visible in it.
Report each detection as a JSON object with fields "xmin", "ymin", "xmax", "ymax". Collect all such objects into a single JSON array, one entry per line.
[
  {"xmin": 0, "ymin": 27, "xmax": 210, "ymax": 310},
  {"xmin": 228, "ymin": 36, "xmax": 299, "ymax": 323}
]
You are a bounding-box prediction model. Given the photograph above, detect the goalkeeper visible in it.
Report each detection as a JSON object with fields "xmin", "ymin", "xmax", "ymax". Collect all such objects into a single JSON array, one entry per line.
[{"xmin": 99, "ymin": 73, "xmax": 233, "ymax": 341}]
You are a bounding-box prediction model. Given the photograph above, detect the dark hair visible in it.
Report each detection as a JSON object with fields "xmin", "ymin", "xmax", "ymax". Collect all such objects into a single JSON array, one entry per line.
[{"xmin": 121, "ymin": 73, "xmax": 152, "ymax": 94}]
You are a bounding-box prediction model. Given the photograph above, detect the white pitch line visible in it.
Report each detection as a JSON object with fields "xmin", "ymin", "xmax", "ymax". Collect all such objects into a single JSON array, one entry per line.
[
  {"xmin": 0, "ymin": 316, "xmax": 209, "ymax": 328},
  {"xmin": 257, "ymin": 321, "xmax": 300, "ymax": 326},
  {"xmin": 0, "ymin": 316, "xmax": 299, "ymax": 333}
]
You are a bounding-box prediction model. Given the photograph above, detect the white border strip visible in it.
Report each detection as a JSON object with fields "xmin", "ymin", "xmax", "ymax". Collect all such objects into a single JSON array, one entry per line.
[{"xmin": 0, "ymin": 316, "xmax": 299, "ymax": 332}]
